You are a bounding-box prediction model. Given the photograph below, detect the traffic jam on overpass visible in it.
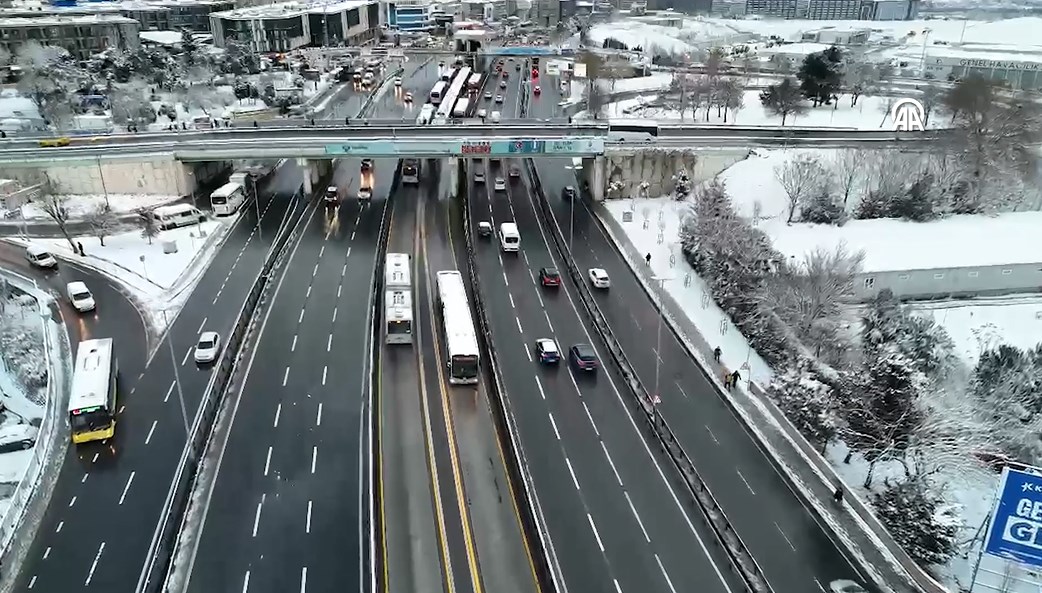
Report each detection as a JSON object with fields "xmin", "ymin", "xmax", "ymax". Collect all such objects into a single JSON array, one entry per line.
[{"xmin": 0, "ymin": 40, "xmax": 990, "ymax": 593}]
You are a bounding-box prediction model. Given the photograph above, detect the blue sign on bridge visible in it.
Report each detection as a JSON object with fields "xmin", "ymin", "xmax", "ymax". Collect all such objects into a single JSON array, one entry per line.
[
  {"xmin": 983, "ymin": 467, "xmax": 1042, "ymax": 568},
  {"xmin": 324, "ymin": 138, "xmax": 603, "ymax": 157}
]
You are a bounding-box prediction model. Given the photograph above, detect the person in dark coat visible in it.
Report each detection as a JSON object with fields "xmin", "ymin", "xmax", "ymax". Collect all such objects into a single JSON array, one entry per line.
[
  {"xmin": 713, "ymin": 347, "xmax": 721, "ymax": 363},
  {"xmin": 730, "ymin": 369, "xmax": 741, "ymax": 388}
]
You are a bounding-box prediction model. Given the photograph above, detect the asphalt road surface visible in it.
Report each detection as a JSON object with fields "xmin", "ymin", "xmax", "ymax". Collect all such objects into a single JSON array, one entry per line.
[
  {"xmin": 9, "ymin": 182, "xmax": 294, "ymax": 593},
  {"xmin": 183, "ymin": 157, "xmax": 386, "ymax": 593}
]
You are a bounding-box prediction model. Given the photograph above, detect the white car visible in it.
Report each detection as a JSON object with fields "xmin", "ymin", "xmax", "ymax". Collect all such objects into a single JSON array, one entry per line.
[
  {"xmin": 194, "ymin": 331, "xmax": 221, "ymax": 364},
  {"xmin": 66, "ymin": 281, "xmax": 96, "ymax": 312},
  {"xmin": 494, "ymin": 94, "xmax": 504, "ymax": 103},
  {"xmin": 499, "ymin": 80, "xmax": 507, "ymax": 89},
  {"xmin": 484, "ymin": 91, "xmax": 493, "ymax": 100},
  {"xmin": 394, "ymin": 77, "xmax": 403, "ymax": 86},
  {"xmin": 0, "ymin": 424, "xmax": 38, "ymax": 453},
  {"xmin": 404, "ymin": 92, "xmax": 413, "ymax": 102},
  {"xmin": 829, "ymin": 581, "xmax": 868, "ymax": 593},
  {"xmin": 25, "ymin": 245, "xmax": 57, "ymax": 268},
  {"xmin": 588, "ymin": 268, "xmax": 610, "ymax": 289},
  {"xmin": 474, "ymin": 170, "xmax": 485, "ymax": 183},
  {"xmin": 494, "ymin": 177, "xmax": 506, "ymax": 191}
]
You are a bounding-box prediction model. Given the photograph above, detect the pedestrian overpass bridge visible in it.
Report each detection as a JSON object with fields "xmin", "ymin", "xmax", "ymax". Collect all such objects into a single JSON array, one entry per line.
[{"xmin": 0, "ymin": 123, "xmax": 951, "ymax": 165}]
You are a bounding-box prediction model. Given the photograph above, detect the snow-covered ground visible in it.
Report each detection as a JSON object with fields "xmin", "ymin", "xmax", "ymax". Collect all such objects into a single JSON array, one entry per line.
[
  {"xmin": 599, "ymin": 89, "xmax": 946, "ymax": 129},
  {"xmin": 10, "ymin": 216, "xmax": 236, "ymax": 335},
  {"xmin": 16, "ymin": 194, "xmax": 179, "ymax": 221},
  {"xmin": 718, "ymin": 149, "xmax": 1042, "ymax": 272}
]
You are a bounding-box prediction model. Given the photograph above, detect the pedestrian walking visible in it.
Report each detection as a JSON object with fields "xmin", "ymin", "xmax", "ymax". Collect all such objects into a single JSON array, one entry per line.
[
  {"xmin": 645, "ymin": 252, "xmax": 652, "ymax": 266},
  {"xmin": 77, "ymin": 241, "xmax": 85, "ymax": 256},
  {"xmin": 833, "ymin": 485, "xmax": 844, "ymax": 504},
  {"xmin": 713, "ymin": 347, "xmax": 721, "ymax": 363},
  {"xmin": 731, "ymin": 369, "xmax": 741, "ymax": 388},
  {"xmin": 723, "ymin": 372, "xmax": 732, "ymax": 389}
]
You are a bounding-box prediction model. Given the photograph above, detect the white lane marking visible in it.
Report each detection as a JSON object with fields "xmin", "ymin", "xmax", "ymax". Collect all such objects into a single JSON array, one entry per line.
[
  {"xmin": 196, "ymin": 317, "xmax": 208, "ymax": 333},
  {"xmin": 54, "ymin": 521, "xmax": 63, "ymax": 533},
  {"xmin": 319, "ymin": 246, "xmax": 325, "ymax": 258},
  {"xmin": 252, "ymin": 493, "xmax": 266, "ymax": 537},
  {"xmin": 535, "ymin": 376, "xmax": 546, "ymax": 400},
  {"xmin": 544, "ymin": 311, "xmax": 554, "ymax": 332},
  {"xmin": 737, "ymin": 469, "xmax": 756, "ymax": 495},
  {"xmin": 306, "ymin": 500, "xmax": 313, "ymax": 534},
  {"xmin": 337, "ymin": 285, "xmax": 342, "ymax": 298},
  {"xmin": 306, "ymin": 286, "xmax": 312, "ymax": 298},
  {"xmin": 291, "ymin": 335, "xmax": 298, "ymax": 352},
  {"xmin": 43, "ymin": 547, "xmax": 50, "ymax": 560},
  {"xmin": 300, "ymin": 566, "xmax": 308, "ymax": 593},
  {"xmin": 69, "ymin": 496, "xmax": 76, "ymax": 508},
  {"xmin": 81, "ymin": 474, "xmax": 88, "ymax": 484},
  {"xmin": 705, "ymin": 425, "xmax": 719, "ymax": 444},
  {"xmin": 515, "ymin": 318, "xmax": 523, "ymax": 334},
  {"xmin": 145, "ymin": 420, "xmax": 157, "ymax": 445},
  {"xmin": 587, "ymin": 514, "xmax": 605, "ymax": 553},
  {"xmin": 600, "ymin": 442, "xmax": 623, "ymax": 487},
  {"xmin": 655, "ymin": 554, "xmax": 679, "ymax": 593},
  {"xmin": 624, "ymin": 491, "xmax": 651, "ymax": 543},
  {"xmin": 92, "ymin": 452, "xmax": 99, "ymax": 463},
  {"xmin": 242, "ymin": 571, "xmax": 251, "ymax": 593},
  {"xmin": 27, "ymin": 576, "xmax": 36, "ymax": 589},
  {"xmin": 332, "ymin": 307, "xmax": 338, "ymax": 322},
  {"xmin": 298, "ymin": 309, "xmax": 305, "ymax": 324},
  {"xmin": 502, "ymin": 272, "xmax": 509, "ymax": 286},
  {"xmin": 581, "ymin": 401, "xmax": 600, "ymax": 437},
  {"xmin": 775, "ymin": 522, "xmax": 797, "ymax": 552},
  {"xmin": 118, "ymin": 471, "xmax": 135, "ymax": 505},
  {"xmin": 312, "ymin": 264, "xmax": 319, "ymax": 276},
  {"xmin": 525, "ymin": 346, "xmax": 532, "ymax": 363},
  {"xmin": 274, "ymin": 403, "xmax": 282, "ymax": 428},
  {"xmin": 311, "ymin": 446, "xmax": 318, "ymax": 474},
  {"xmin": 509, "ymin": 294, "xmax": 515, "ymax": 309},
  {"xmin": 316, "ymin": 403, "xmax": 323, "ymax": 426},
  {"xmin": 164, "ymin": 381, "xmax": 175, "ymax": 402},
  {"xmin": 814, "ymin": 578, "xmax": 827, "ymax": 593},
  {"xmin": 322, "ymin": 366, "xmax": 328, "ymax": 385},
  {"xmin": 283, "ymin": 367, "xmax": 290, "ymax": 386},
  {"xmin": 614, "ymin": 579, "xmax": 623, "ymax": 593},
  {"xmin": 264, "ymin": 446, "xmax": 273, "ymax": 476},
  {"xmin": 342, "ymin": 264, "xmax": 348, "ymax": 276},
  {"xmin": 327, "ymin": 334, "xmax": 332, "ymax": 352},
  {"xmin": 674, "ymin": 380, "xmax": 690, "ymax": 399},
  {"xmin": 180, "ymin": 348, "xmax": 191, "ymax": 366},
  {"xmin": 85, "ymin": 542, "xmax": 105, "ymax": 585},
  {"xmin": 564, "ymin": 457, "xmax": 581, "ymax": 491},
  {"xmin": 548, "ymin": 413, "xmax": 561, "ymax": 440}
]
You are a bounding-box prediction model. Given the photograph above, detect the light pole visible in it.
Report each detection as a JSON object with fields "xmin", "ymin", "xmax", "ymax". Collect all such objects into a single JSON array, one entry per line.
[
  {"xmin": 565, "ymin": 161, "xmax": 583, "ymax": 251},
  {"xmin": 162, "ymin": 310, "xmax": 192, "ymax": 440},
  {"xmin": 250, "ymin": 174, "xmax": 263, "ymax": 242},
  {"xmin": 651, "ymin": 276, "xmax": 671, "ymax": 403},
  {"xmin": 97, "ymin": 157, "xmax": 111, "ymax": 207}
]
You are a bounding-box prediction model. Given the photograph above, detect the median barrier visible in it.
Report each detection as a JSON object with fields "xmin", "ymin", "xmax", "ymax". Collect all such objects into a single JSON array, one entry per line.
[
  {"xmin": 457, "ymin": 159, "xmax": 563, "ymax": 593},
  {"xmin": 589, "ymin": 202, "xmax": 939, "ymax": 593},
  {"xmin": 136, "ymin": 186, "xmax": 312, "ymax": 593},
  {"xmin": 524, "ymin": 159, "xmax": 771, "ymax": 593},
  {"xmin": 0, "ymin": 272, "xmax": 71, "ymax": 593}
]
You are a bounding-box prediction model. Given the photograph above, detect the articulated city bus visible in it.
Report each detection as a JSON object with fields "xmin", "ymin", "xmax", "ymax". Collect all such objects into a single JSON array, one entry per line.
[
  {"xmin": 435, "ymin": 271, "xmax": 479, "ymax": 384},
  {"xmin": 69, "ymin": 338, "xmax": 118, "ymax": 444}
]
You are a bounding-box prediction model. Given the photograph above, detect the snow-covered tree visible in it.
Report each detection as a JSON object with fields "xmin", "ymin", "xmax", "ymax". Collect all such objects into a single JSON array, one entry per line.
[
  {"xmin": 140, "ymin": 211, "xmax": 161, "ymax": 244},
  {"xmin": 759, "ymin": 77, "xmax": 806, "ymax": 125},
  {"xmin": 673, "ymin": 169, "xmax": 691, "ymax": 199},
  {"xmin": 36, "ymin": 193, "xmax": 76, "ymax": 249},
  {"xmin": 719, "ymin": 78, "xmax": 744, "ymax": 123},
  {"xmin": 832, "ymin": 149, "xmax": 864, "ymax": 209},
  {"xmin": 844, "ymin": 61, "xmax": 876, "ymax": 107},
  {"xmin": 918, "ymin": 85, "xmax": 944, "ymax": 128},
  {"xmin": 768, "ymin": 361, "xmax": 839, "ymax": 450},
  {"xmin": 110, "ymin": 86, "xmax": 156, "ymax": 126},
  {"xmin": 971, "ymin": 344, "xmax": 1042, "ymax": 464},
  {"xmin": 776, "ymin": 154, "xmax": 828, "ymax": 223},
  {"xmin": 87, "ymin": 203, "xmax": 117, "ymax": 246},
  {"xmin": 800, "ymin": 190, "xmax": 845, "ymax": 225},
  {"xmin": 872, "ymin": 476, "xmax": 959, "ymax": 566}
]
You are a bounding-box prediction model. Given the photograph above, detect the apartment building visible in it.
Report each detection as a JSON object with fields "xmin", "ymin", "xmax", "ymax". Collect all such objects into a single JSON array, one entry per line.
[
  {"xmin": 744, "ymin": 0, "xmax": 918, "ymax": 19},
  {"xmin": 0, "ymin": 13, "xmax": 139, "ymax": 60},
  {"xmin": 0, "ymin": 0, "xmax": 233, "ymax": 32},
  {"xmin": 210, "ymin": 0, "xmax": 380, "ymax": 52}
]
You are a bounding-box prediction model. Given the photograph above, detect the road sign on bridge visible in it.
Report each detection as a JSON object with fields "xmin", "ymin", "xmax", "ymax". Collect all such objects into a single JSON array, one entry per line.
[{"xmin": 324, "ymin": 138, "xmax": 604, "ymax": 157}]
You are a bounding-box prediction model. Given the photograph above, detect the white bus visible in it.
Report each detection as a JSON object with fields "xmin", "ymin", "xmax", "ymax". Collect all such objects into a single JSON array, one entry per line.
[
  {"xmin": 435, "ymin": 66, "xmax": 472, "ymax": 122},
  {"xmin": 435, "ymin": 271, "xmax": 480, "ymax": 385},
  {"xmin": 452, "ymin": 98, "xmax": 470, "ymax": 118},
  {"xmin": 210, "ymin": 182, "xmax": 245, "ymax": 216},
  {"xmin": 385, "ymin": 253, "xmax": 411, "ymax": 290},
  {"xmin": 385, "ymin": 290, "xmax": 413, "ymax": 345},
  {"xmin": 466, "ymin": 72, "xmax": 482, "ymax": 92},
  {"xmin": 69, "ymin": 338, "xmax": 118, "ymax": 444},
  {"xmin": 416, "ymin": 103, "xmax": 436, "ymax": 125},
  {"xmin": 430, "ymin": 81, "xmax": 447, "ymax": 105}
]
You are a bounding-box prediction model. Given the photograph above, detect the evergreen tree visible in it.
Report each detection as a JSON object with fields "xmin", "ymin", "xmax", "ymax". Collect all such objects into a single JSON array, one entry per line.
[
  {"xmin": 800, "ymin": 190, "xmax": 845, "ymax": 224},
  {"xmin": 769, "ymin": 362, "xmax": 838, "ymax": 450},
  {"xmin": 759, "ymin": 77, "xmax": 806, "ymax": 125},
  {"xmin": 797, "ymin": 47, "xmax": 843, "ymax": 106},
  {"xmin": 140, "ymin": 212, "xmax": 161, "ymax": 245},
  {"xmin": 890, "ymin": 172, "xmax": 936, "ymax": 222},
  {"xmin": 180, "ymin": 28, "xmax": 197, "ymax": 66},
  {"xmin": 872, "ymin": 477, "xmax": 959, "ymax": 566}
]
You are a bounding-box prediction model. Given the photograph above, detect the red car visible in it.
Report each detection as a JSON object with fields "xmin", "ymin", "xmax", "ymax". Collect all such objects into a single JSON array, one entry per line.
[
  {"xmin": 531, "ymin": 68, "xmax": 539, "ymax": 78},
  {"xmin": 539, "ymin": 267, "xmax": 560, "ymax": 287}
]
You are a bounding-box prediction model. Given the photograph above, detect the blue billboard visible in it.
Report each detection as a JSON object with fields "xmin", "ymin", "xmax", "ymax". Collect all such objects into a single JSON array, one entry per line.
[{"xmin": 983, "ymin": 467, "xmax": 1042, "ymax": 568}]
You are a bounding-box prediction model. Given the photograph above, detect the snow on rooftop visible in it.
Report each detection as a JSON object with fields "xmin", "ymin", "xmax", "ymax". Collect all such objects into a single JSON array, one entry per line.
[
  {"xmin": 140, "ymin": 30, "xmax": 183, "ymax": 45},
  {"xmin": 213, "ymin": 0, "xmax": 371, "ymax": 20},
  {"xmin": 0, "ymin": 12, "xmax": 135, "ymax": 26}
]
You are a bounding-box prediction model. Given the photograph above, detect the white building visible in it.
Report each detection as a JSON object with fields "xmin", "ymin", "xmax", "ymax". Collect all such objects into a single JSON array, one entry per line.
[
  {"xmin": 922, "ymin": 50, "xmax": 1042, "ymax": 90},
  {"xmin": 209, "ymin": 0, "xmax": 380, "ymax": 52}
]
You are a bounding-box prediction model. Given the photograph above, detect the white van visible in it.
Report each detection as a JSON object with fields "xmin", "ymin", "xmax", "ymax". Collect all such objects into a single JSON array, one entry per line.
[
  {"xmin": 25, "ymin": 245, "xmax": 57, "ymax": 268},
  {"xmin": 490, "ymin": 111, "xmax": 501, "ymax": 123},
  {"xmin": 66, "ymin": 281, "xmax": 96, "ymax": 312},
  {"xmin": 151, "ymin": 204, "xmax": 205, "ymax": 230},
  {"xmin": 499, "ymin": 222, "xmax": 520, "ymax": 252}
]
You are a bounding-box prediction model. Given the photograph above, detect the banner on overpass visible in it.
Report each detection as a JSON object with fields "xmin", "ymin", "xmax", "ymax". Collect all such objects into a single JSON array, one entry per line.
[{"xmin": 324, "ymin": 138, "xmax": 604, "ymax": 157}]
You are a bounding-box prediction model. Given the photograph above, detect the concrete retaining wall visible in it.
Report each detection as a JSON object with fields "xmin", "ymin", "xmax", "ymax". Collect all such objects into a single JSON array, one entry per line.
[{"xmin": 4, "ymin": 156, "xmax": 195, "ymax": 197}]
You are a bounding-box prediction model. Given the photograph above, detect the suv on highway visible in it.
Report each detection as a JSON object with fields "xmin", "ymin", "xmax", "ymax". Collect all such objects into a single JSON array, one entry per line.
[
  {"xmin": 539, "ymin": 267, "xmax": 561, "ymax": 287},
  {"xmin": 569, "ymin": 344, "xmax": 598, "ymax": 373}
]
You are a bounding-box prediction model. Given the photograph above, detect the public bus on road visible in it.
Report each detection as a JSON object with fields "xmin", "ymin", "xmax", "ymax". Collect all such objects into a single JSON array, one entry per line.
[
  {"xmin": 435, "ymin": 271, "xmax": 479, "ymax": 385},
  {"xmin": 402, "ymin": 158, "xmax": 420, "ymax": 184},
  {"xmin": 210, "ymin": 182, "xmax": 245, "ymax": 216},
  {"xmin": 69, "ymin": 338, "xmax": 118, "ymax": 444},
  {"xmin": 384, "ymin": 254, "xmax": 412, "ymax": 345},
  {"xmin": 435, "ymin": 66, "xmax": 472, "ymax": 122},
  {"xmin": 466, "ymin": 72, "xmax": 482, "ymax": 92},
  {"xmin": 416, "ymin": 103, "xmax": 436, "ymax": 125},
  {"xmin": 429, "ymin": 81, "xmax": 448, "ymax": 105},
  {"xmin": 452, "ymin": 98, "xmax": 470, "ymax": 118}
]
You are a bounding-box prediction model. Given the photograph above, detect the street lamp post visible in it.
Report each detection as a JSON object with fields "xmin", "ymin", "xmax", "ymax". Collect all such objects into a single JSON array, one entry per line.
[
  {"xmin": 162, "ymin": 310, "xmax": 192, "ymax": 440},
  {"xmin": 565, "ymin": 161, "xmax": 583, "ymax": 251},
  {"xmin": 250, "ymin": 174, "xmax": 263, "ymax": 242},
  {"xmin": 651, "ymin": 276, "xmax": 672, "ymax": 403}
]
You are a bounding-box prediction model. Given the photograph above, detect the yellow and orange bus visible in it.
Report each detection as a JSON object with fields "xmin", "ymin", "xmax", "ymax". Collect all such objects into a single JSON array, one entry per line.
[{"xmin": 69, "ymin": 338, "xmax": 118, "ymax": 444}]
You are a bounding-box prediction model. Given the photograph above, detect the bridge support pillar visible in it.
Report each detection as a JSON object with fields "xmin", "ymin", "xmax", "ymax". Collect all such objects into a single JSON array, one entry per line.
[
  {"xmin": 589, "ymin": 155, "xmax": 606, "ymax": 202},
  {"xmin": 299, "ymin": 158, "xmax": 312, "ymax": 195},
  {"xmin": 448, "ymin": 157, "xmax": 459, "ymax": 198}
]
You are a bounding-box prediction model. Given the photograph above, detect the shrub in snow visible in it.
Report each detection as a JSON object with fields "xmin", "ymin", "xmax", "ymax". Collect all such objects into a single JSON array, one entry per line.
[
  {"xmin": 861, "ymin": 290, "xmax": 956, "ymax": 380},
  {"xmin": 970, "ymin": 343, "xmax": 1042, "ymax": 465},
  {"xmin": 768, "ymin": 361, "xmax": 838, "ymax": 451},
  {"xmin": 799, "ymin": 191, "xmax": 846, "ymax": 225},
  {"xmin": 0, "ymin": 303, "xmax": 48, "ymax": 405},
  {"xmin": 871, "ymin": 476, "xmax": 959, "ymax": 567}
]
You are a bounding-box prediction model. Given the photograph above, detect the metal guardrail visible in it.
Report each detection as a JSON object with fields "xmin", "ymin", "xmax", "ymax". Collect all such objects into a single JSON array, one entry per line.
[
  {"xmin": 0, "ymin": 272, "xmax": 70, "ymax": 586},
  {"xmin": 456, "ymin": 160, "xmax": 563, "ymax": 593},
  {"xmin": 136, "ymin": 187, "xmax": 310, "ymax": 593},
  {"xmin": 524, "ymin": 160, "xmax": 772, "ymax": 593}
]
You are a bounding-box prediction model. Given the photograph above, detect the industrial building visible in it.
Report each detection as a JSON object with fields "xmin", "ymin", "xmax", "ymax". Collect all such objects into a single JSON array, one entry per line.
[
  {"xmin": 922, "ymin": 51, "xmax": 1042, "ymax": 90},
  {"xmin": 209, "ymin": 0, "xmax": 381, "ymax": 52},
  {"xmin": 744, "ymin": 0, "xmax": 919, "ymax": 20},
  {"xmin": 0, "ymin": 12, "xmax": 139, "ymax": 60}
]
